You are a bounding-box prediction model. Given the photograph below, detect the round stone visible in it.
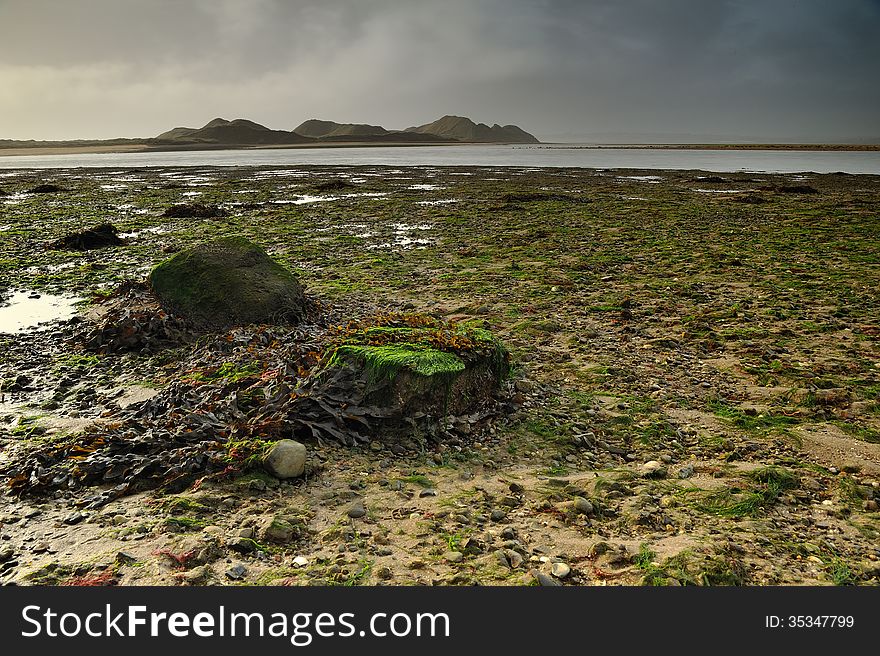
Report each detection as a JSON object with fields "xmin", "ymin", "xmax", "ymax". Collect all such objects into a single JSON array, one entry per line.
[
  {"xmin": 262, "ymin": 439, "xmax": 307, "ymax": 479},
  {"xmin": 551, "ymin": 562, "xmax": 571, "ymax": 579},
  {"xmin": 573, "ymin": 497, "xmax": 594, "ymax": 516}
]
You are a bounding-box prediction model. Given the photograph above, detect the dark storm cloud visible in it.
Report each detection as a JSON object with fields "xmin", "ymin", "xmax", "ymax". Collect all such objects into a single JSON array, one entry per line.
[{"xmin": 0, "ymin": 0, "xmax": 877, "ymax": 141}]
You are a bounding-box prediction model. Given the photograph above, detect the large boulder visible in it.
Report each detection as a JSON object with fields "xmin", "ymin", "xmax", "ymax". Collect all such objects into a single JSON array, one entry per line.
[{"xmin": 148, "ymin": 236, "xmax": 306, "ymax": 330}]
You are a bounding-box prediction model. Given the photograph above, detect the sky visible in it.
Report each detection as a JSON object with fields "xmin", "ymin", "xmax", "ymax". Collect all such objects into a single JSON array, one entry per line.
[{"xmin": 0, "ymin": 0, "xmax": 878, "ymax": 142}]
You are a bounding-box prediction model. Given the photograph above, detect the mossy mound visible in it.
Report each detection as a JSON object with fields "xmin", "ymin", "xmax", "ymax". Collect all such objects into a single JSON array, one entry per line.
[
  {"xmin": 162, "ymin": 202, "xmax": 228, "ymax": 218},
  {"xmin": 322, "ymin": 314, "xmax": 510, "ymax": 420},
  {"xmin": 49, "ymin": 223, "xmax": 124, "ymax": 250},
  {"xmin": 148, "ymin": 236, "xmax": 306, "ymax": 330}
]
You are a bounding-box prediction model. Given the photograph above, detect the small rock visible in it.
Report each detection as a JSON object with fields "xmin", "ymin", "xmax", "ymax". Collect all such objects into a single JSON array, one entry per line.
[
  {"xmin": 500, "ymin": 527, "xmax": 518, "ymax": 540},
  {"xmin": 419, "ymin": 489, "xmax": 438, "ymax": 498},
  {"xmin": 292, "ymin": 556, "xmax": 309, "ymax": 567},
  {"xmin": 588, "ymin": 541, "xmax": 611, "ymax": 557},
  {"xmin": 261, "ymin": 516, "xmax": 300, "ymax": 544},
  {"xmin": 262, "ymin": 439, "xmax": 307, "ymax": 479},
  {"xmin": 237, "ymin": 527, "xmax": 255, "ymax": 539},
  {"xmin": 573, "ymin": 497, "xmax": 594, "ymax": 516},
  {"xmin": 640, "ymin": 460, "xmax": 667, "ymax": 478},
  {"xmin": 551, "ymin": 562, "xmax": 571, "ymax": 579},
  {"xmin": 865, "ymin": 500, "xmax": 879, "ymax": 512},
  {"xmin": 183, "ymin": 565, "xmax": 212, "ymax": 585},
  {"xmin": 678, "ymin": 464, "xmax": 695, "ymax": 479},
  {"xmin": 509, "ymin": 482, "xmax": 525, "ymax": 494},
  {"xmin": 347, "ymin": 502, "xmax": 367, "ymax": 519},
  {"xmin": 842, "ymin": 463, "xmax": 861, "ymax": 474},
  {"xmin": 62, "ymin": 512, "xmax": 85, "ymax": 525},
  {"xmin": 376, "ymin": 566, "xmax": 393, "ymax": 580},
  {"xmin": 461, "ymin": 538, "xmax": 485, "ymax": 555},
  {"xmin": 444, "ymin": 551, "xmax": 464, "ymax": 563},
  {"xmin": 535, "ymin": 571, "xmax": 562, "ymax": 587},
  {"xmin": 225, "ymin": 564, "xmax": 247, "ymax": 580},
  {"xmin": 490, "ymin": 509, "xmax": 507, "ymax": 522},
  {"xmin": 227, "ymin": 537, "xmax": 256, "ymax": 554},
  {"xmin": 506, "ymin": 549, "xmax": 524, "ymax": 569},
  {"xmin": 115, "ymin": 551, "xmax": 137, "ymax": 565}
]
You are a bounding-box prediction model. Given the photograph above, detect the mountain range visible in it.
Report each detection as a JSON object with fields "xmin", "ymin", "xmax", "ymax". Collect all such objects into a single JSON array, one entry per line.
[{"xmin": 153, "ymin": 115, "xmax": 540, "ymax": 146}]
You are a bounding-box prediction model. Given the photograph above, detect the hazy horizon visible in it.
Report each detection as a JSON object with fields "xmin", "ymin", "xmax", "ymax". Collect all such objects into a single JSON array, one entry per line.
[{"xmin": 1, "ymin": 0, "xmax": 878, "ymax": 143}]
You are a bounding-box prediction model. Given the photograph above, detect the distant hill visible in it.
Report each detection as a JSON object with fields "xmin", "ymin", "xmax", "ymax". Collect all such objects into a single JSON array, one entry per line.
[
  {"xmin": 0, "ymin": 115, "xmax": 540, "ymax": 152},
  {"xmin": 154, "ymin": 118, "xmax": 312, "ymax": 146},
  {"xmin": 405, "ymin": 115, "xmax": 540, "ymax": 143},
  {"xmin": 293, "ymin": 119, "xmax": 390, "ymax": 139},
  {"xmin": 295, "ymin": 116, "xmax": 538, "ymax": 143}
]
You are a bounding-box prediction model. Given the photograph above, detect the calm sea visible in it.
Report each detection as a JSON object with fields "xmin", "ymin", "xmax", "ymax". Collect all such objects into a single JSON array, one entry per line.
[{"xmin": 1, "ymin": 144, "xmax": 879, "ymax": 174}]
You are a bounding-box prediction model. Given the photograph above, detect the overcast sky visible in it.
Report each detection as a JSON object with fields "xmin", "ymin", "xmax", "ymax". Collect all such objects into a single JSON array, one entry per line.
[{"xmin": 1, "ymin": 0, "xmax": 878, "ymax": 142}]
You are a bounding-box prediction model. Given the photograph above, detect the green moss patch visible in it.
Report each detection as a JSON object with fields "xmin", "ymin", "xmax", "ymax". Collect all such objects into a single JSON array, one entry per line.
[{"xmin": 330, "ymin": 344, "xmax": 465, "ymax": 379}]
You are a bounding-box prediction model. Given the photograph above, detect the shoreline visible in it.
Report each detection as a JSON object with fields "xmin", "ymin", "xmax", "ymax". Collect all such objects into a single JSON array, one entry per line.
[{"xmin": 1, "ymin": 141, "xmax": 879, "ymax": 158}]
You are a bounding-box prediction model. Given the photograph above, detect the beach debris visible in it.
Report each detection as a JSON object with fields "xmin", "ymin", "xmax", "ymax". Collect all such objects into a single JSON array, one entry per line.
[
  {"xmin": 28, "ymin": 183, "xmax": 65, "ymax": 193},
  {"xmin": 312, "ymin": 179, "xmax": 355, "ymax": 192},
  {"xmin": 48, "ymin": 223, "xmax": 124, "ymax": 250},
  {"xmin": 162, "ymin": 202, "xmax": 227, "ymax": 218},
  {"xmin": 80, "ymin": 281, "xmax": 193, "ymax": 353},
  {"xmin": 0, "ymin": 312, "xmax": 511, "ymax": 506}
]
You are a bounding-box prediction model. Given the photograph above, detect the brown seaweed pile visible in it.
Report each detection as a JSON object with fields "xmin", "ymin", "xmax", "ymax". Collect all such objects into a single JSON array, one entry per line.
[{"xmin": 1, "ymin": 308, "xmax": 512, "ymax": 507}]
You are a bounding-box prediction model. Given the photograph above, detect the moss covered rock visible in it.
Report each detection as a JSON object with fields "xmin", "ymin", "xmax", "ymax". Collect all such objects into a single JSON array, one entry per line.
[
  {"xmin": 148, "ymin": 236, "xmax": 306, "ymax": 330},
  {"xmin": 322, "ymin": 316, "xmax": 510, "ymax": 421}
]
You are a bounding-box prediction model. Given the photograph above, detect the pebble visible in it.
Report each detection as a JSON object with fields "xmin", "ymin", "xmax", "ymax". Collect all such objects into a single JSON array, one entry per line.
[
  {"xmin": 444, "ymin": 551, "xmax": 464, "ymax": 563},
  {"xmin": 550, "ymin": 562, "xmax": 571, "ymax": 579},
  {"xmin": 115, "ymin": 551, "xmax": 137, "ymax": 565},
  {"xmin": 347, "ymin": 502, "xmax": 367, "ymax": 519},
  {"xmin": 62, "ymin": 512, "xmax": 85, "ymax": 525},
  {"xmin": 865, "ymin": 500, "xmax": 878, "ymax": 512},
  {"xmin": 640, "ymin": 460, "xmax": 667, "ymax": 478},
  {"xmin": 227, "ymin": 537, "xmax": 256, "ymax": 553},
  {"xmin": 678, "ymin": 464, "xmax": 695, "ymax": 479},
  {"xmin": 419, "ymin": 489, "xmax": 438, "ymax": 498},
  {"xmin": 490, "ymin": 509, "xmax": 507, "ymax": 522},
  {"xmin": 535, "ymin": 571, "xmax": 562, "ymax": 587},
  {"xmin": 292, "ymin": 556, "xmax": 309, "ymax": 567},
  {"xmin": 225, "ymin": 564, "xmax": 247, "ymax": 580},
  {"xmin": 573, "ymin": 497, "xmax": 594, "ymax": 516},
  {"xmin": 506, "ymin": 549, "xmax": 524, "ymax": 569}
]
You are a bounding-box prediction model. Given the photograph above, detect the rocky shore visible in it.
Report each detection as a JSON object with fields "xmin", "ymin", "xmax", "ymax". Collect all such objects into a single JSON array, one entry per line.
[{"xmin": 0, "ymin": 165, "xmax": 878, "ymax": 586}]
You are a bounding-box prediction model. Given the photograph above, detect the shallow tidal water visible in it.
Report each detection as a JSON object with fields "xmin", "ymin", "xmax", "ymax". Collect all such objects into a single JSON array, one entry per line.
[
  {"xmin": 0, "ymin": 291, "xmax": 80, "ymax": 333},
  {"xmin": 1, "ymin": 144, "xmax": 879, "ymax": 174}
]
